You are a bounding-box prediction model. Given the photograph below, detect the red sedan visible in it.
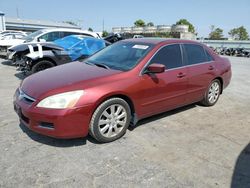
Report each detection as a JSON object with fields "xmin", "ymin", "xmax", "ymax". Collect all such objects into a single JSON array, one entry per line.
[{"xmin": 14, "ymin": 38, "xmax": 231, "ymax": 142}]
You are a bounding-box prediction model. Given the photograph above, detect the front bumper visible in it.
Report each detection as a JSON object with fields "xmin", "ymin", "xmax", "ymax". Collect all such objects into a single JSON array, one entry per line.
[{"xmin": 13, "ymin": 90, "xmax": 93, "ymax": 139}]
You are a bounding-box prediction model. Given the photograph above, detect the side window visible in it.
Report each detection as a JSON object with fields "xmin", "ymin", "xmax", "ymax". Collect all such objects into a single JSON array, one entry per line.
[
  {"xmin": 184, "ymin": 44, "xmax": 207, "ymax": 65},
  {"xmin": 149, "ymin": 44, "xmax": 183, "ymax": 69},
  {"xmin": 62, "ymin": 32, "xmax": 94, "ymax": 38},
  {"xmin": 205, "ymin": 50, "xmax": 214, "ymax": 61},
  {"xmin": 62, "ymin": 32, "xmax": 76, "ymax": 37},
  {"xmin": 39, "ymin": 32, "xmax": 61, "ymax": 41}
]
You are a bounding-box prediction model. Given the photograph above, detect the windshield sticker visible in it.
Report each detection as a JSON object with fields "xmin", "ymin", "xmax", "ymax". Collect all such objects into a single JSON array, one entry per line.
[{"xmin": 132, "ymin": 45, "xmax": 149, "ymax": 50}]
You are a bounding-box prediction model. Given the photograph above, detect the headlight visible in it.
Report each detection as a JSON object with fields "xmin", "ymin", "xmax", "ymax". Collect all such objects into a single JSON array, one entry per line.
[{"xmin": 37, "ymin": 90, "xmax": 84, "ymax": 109}]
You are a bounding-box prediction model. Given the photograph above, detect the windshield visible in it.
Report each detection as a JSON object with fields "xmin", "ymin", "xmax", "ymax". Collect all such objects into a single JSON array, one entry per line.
[
  {"xmin": 85, "ymin": 42, "xmax": 153, "ymax": 71},
  {"xmin": 23, "ymin": 30, "xmax": 44, "ymax": 42}
]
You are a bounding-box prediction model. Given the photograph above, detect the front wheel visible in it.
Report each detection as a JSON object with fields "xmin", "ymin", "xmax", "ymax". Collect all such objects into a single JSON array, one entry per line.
[
  {"xmin": 89, "ymin": 98, "xmax": 131, "ymax": 143},
  {"xmin": 200, "ymin": 79, "xmax": 221, "ymax": 106},
  {"xmin": 31, "ymin": 60, "xmax": 54, "ymax": 74}
]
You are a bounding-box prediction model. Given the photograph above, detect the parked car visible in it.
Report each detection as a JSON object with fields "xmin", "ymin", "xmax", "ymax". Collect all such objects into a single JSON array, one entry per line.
[
  {"xmin": 104, "ymin": 33, "xmax": 124, "ymax": 43},
  {"xmin": 133, "ymin": 35, "xmax": 144, "ymax": 38},
  {"xmin": 13, "ymin": 38, "xmax": 232, "ymax": 143},
  {"xmin": 0, "ymin": 30, "xmax": 27, "ymax": 37},
  {"xmin": 1, "ymin": 28, "xmax": 100, "ymax": 57},
  {"xmin": 19, "ymin": 36, "xmax": 109, "ymax": 73},
  {"xmin": 0, "ymin": 33, "xmax": 27, "ymax": 40}
]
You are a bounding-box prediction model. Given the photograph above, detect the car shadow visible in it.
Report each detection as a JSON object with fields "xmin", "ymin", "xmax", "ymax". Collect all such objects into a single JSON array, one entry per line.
[
  {"xmin": 128, "ymin": 103, "xmax": 197, "ymax": 131},
  {"xmin": 231, "ymin": 142, "xmax": 250, "ymax": 188},
  {"xmin": 19, "ymin": 123, "xmax": 102, "ymax": 147},
  {"xmin": 14, "ymin": 72, "xmax": 28, "ymax": 80},
  {"xmin": 1, "ymin": 60, "xmax": 14, "ymax": 66}
]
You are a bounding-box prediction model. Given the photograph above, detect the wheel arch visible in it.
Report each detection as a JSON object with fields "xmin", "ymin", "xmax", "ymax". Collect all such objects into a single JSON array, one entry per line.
[
  {"xmin": 35, "ymin": 57, "xmax": 57, "ymax": 66},
  {"xmin": 214, "ymin": 77, "xmax": 223, "ymax": 94}
]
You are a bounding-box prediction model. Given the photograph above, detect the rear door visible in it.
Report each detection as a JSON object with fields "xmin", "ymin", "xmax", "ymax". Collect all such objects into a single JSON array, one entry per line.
[
  {"xmin": 182, "ymin": 44, "xmax": 216, "ymax": 103},
  {"xmin": 138, "ymin": 44, "xmax": 188, "ymax": 117}
]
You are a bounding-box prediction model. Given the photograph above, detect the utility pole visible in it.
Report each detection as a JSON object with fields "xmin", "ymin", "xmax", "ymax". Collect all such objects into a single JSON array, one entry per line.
[
  {"xmin": 16, "ymin": 7, "xmax": 19, "ymax": 18},
  {"xmin": 102, "ymin": 19, "xmax": 104, "ymax": 32}
]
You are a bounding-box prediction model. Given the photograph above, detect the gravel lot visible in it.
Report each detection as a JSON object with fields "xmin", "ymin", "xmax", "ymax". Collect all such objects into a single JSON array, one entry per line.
[{"xmin": 0, "ymin": 56, "xmax": 249, "ymax": 188}]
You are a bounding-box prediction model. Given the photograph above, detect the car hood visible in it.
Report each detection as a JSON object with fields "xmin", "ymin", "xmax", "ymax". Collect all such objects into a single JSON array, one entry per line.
[
  {"xmin": 21, "ymin": 61, "xmax": 122, "ymax": 99},
  {"xmin": 0, "ymin": 39, "xmax": 24, "ymax": 46}
]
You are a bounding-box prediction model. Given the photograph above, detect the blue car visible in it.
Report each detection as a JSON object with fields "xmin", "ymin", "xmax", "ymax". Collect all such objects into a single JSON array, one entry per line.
[{"xmin": 11, "ymin": 35, "xmax": 109, "ymax": 74}]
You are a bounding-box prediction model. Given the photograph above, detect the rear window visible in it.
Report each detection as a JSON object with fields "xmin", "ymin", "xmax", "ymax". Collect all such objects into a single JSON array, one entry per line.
[
  {"xmin": 205, "ymin": 50, "xmax": 214, "ymax": 61},
  {"xmin": 184, "ymin": 44, "xmax": 207, "ymax": 65}
]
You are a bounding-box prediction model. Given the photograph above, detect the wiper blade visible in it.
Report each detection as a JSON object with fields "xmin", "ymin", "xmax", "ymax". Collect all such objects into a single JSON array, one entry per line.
[
  {"xmin": 94, "ymin": 63, "xmax": 110, "ymax": 69},
  {"xmin": 85, "ymin": 61, "xmax": 110, "ymax": 69},
  {"xmin": 85, "ymin": 61, "xmax": 95, "ymax": 66}
]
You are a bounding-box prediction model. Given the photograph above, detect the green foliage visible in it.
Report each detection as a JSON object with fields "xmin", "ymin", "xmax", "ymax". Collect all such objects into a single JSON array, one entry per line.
[
  {"xmin": 209, "ymin": 27, "xmax": 224, "ymax": 40},
  {"xmin": 146, "ymin": 22, "xmax": 154, "ymax": 27},
  {"xmin": 229, "ymin": 26, "xmax": 249, "ymax": 40},
  {"xmin": 102, "ymin": 30, "xmax": 109, "ymax": 37},
  {"xmin": 88, "ymin": 27, "xmax": 93, "ymax": 32},
  {"xmin": 134, "ymin": 19, "xmax": 146, "ymax": 27},
  {"xmin": 154, "ymin": 32, "xmax": 174, "ymax": 38},
  {"xmin": 176, "ymin": 19, "xmax": 195, "ymax": 33}
]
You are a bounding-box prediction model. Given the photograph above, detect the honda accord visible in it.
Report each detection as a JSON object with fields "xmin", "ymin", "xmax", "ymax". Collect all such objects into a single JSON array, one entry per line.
[{"xmin": 14, "ymin": 38, "xmax": 232, "ymax": 142}]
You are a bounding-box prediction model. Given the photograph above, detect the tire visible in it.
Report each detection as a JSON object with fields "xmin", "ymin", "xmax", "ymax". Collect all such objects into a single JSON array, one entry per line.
[
  {"xmin": 200, "ymin": 79, "xmax": 221, "ymax": 106},
  {"xmin": 31, "ymin": 60, "xmax": 54, "ymax": 74},
  {"xmin": 89, "ymin": 98, "xmax": 131, "ymax": 143}
]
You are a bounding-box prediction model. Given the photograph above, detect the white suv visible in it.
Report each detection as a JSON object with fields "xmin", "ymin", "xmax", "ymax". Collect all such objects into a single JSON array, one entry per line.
[{"xmin": 0, "ymin": 28, "xmax": 100, "ymax": 57}]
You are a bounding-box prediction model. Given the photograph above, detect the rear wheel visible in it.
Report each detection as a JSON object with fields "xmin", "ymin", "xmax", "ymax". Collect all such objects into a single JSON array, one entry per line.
[
  {"xmin": 200, "ymin": 79, "xmax": 221, "ymax": 106},
  {"xmin": 31, "ymin": 60, "xmax": 54, "ymax": 74},
  {"xmin": 89, "ymin": 98, "xmax": 131, "ymax": 143}
]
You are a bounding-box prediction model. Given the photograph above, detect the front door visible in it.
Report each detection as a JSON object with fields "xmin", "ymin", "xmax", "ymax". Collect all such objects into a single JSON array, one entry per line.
[{"xmin": 137, "ymin": 44, "xmax": 188, "ymax": 118}]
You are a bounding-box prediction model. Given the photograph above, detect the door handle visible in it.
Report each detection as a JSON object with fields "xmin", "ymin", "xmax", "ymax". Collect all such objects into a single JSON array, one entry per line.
[
  {"xmin": 208, "ymin": 65, "xmax": 215, "ymax": 70},
  {"xmin": 177, "ymin": 72, "xmax": 186, "ymax": 78}
]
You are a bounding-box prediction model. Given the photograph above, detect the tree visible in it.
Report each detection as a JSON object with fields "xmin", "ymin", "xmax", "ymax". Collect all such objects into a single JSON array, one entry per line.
[
  {"xmin": 102, "ymin": 30, "xmax": 109, "ymax": 37},
  {"xmin": 229, "ymin": 26, "xmax": 249, "ymax": 40},
  {"xmin": 146, "ymin": 22, "xmax": 154, "ymax": 27},
  {"xmin": 134, "ymin": 19, "xmax": 146, "ymax": 27},
  {"xmin": 88, "ymin": 27, "xmax": 93, "ymax": 32},
  {"xmin": 209, "ymin": 27, "xmax": 224, "ymax": 40},
  {"xmin": 176, "ymin": 19, "xmax": 195, "ymax": 33}
]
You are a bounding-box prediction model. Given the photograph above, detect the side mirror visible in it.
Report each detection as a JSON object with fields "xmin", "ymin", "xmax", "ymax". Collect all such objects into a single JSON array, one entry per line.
[{"xmin": 145, "ymin": 63, "xmax": 165, "ymax": 74}]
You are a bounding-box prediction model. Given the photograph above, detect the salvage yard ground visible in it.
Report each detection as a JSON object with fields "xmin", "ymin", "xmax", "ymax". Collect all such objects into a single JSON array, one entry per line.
[{"xmin": 0, "ymin": 56, "xmax": 249, "ymax": 188}]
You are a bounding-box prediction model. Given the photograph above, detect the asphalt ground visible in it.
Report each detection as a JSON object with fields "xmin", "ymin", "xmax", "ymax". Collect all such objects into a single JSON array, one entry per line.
[{"xmin": 0, "ymin": 56, "xmax": 249, "ymax": 188}]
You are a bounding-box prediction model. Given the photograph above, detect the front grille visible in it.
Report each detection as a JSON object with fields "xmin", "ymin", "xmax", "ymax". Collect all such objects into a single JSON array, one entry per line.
[{"xmin": 17, "ymin": 88, "xmax": 36, "ymax": 104}]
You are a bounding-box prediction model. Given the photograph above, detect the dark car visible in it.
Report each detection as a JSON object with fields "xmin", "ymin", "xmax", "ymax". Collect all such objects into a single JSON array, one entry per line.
[
  {"xmin": 11, "ymin": 35, "xmax": 109, "ymax": 73},
  {"xmin": 13, "ymin": 38, "xmax": 232, "ymax": 143}
]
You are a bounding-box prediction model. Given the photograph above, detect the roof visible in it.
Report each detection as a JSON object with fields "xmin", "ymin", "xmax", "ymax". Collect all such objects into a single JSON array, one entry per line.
[
  {"xmin": 123, "ymin": 37, "xmax": 200, "ymax": 45},
  {"xmin": 5, "ymin": 17, "xmax": 80, "ymax": 29}
]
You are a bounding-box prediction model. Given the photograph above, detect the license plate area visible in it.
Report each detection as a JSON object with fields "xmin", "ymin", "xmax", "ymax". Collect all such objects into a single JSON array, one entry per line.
[{"xmin": 14, "ymin": 104, "xmax": 30, "ymax": 124}]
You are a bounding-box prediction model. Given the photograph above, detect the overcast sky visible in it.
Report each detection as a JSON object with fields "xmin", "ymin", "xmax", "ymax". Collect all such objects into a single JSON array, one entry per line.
[{"xmin": 0, "ymin": 0, "xmax": 249, "ymax": 37}]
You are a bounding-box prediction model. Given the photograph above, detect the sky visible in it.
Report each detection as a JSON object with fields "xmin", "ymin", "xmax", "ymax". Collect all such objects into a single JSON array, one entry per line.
[{"xmin": 0, "ymin": 0, "xmax": 249, "ymax": 37}]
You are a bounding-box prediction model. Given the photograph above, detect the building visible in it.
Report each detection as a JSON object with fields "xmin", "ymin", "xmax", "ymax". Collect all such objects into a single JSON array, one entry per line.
[
  {"xmin": 112, "ymin": 24, "xmax": 196, "ymax": 40},
  {"xmin": 0, "ymin": 12, "xmax": 80, "ymax": 32},
  {"xmin": 0, "ymin": 12, "xmax": 6, "ymax": 31}
]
